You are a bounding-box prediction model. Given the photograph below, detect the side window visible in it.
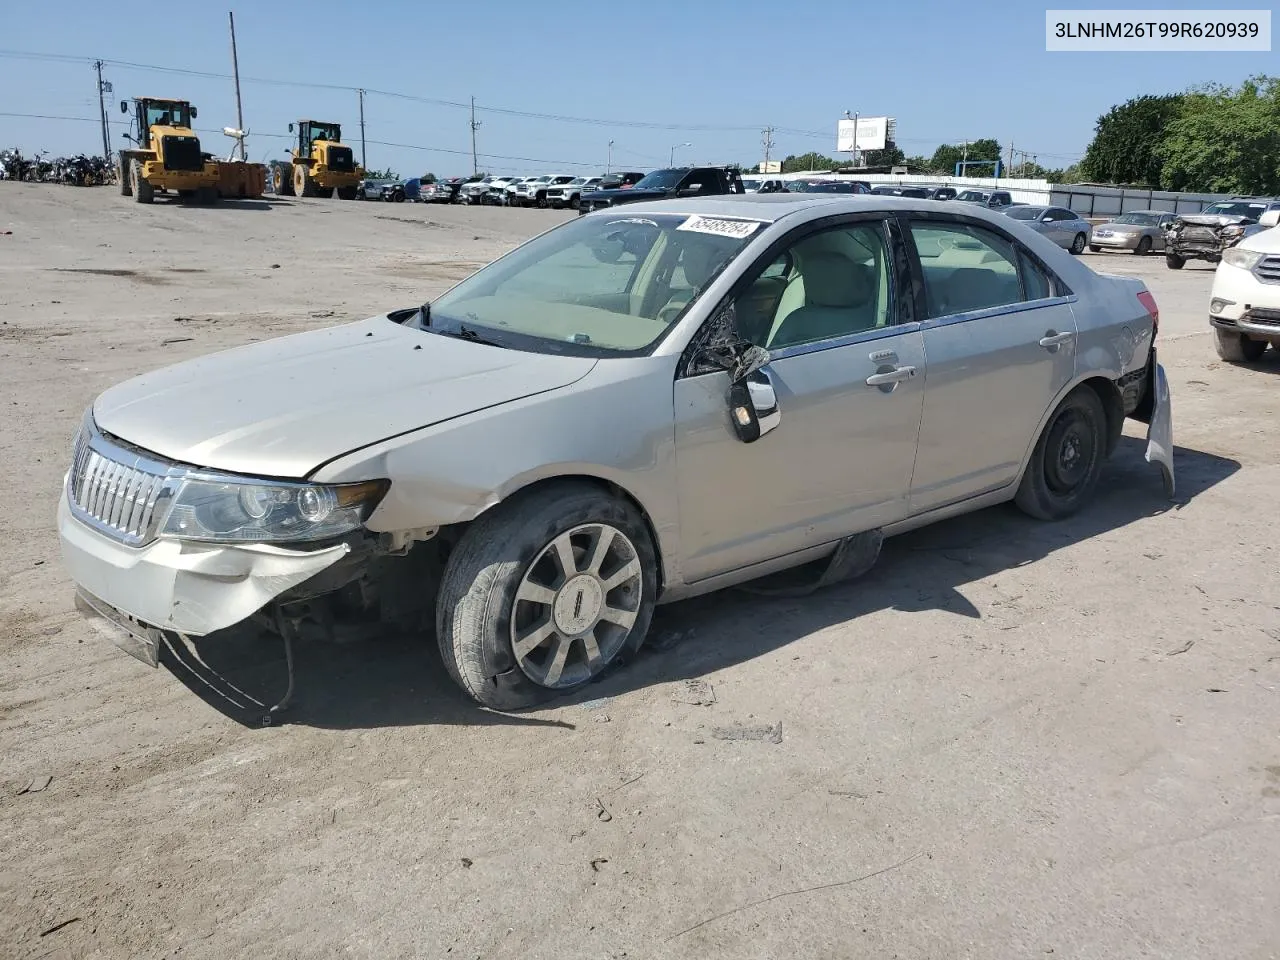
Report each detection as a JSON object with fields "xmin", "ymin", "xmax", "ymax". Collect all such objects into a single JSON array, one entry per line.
[
  {"xmin": 1019, "ymin": 251, "xmax": 1052, "ymax": 301},
  {"xmin": 909, "ymin": 221, "xmax": 1025, "ymax": 318},
  {"xmin": 1049, "ymin": 207, "xmax": 1076, "ymax": 221},
  {"xmin": 734, "ymin": 221, "xmax": 893, "ymax": 350}
]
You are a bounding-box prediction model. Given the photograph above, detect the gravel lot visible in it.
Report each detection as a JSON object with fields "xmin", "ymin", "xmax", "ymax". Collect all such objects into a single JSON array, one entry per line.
[{"xmin": 2, "ymin": 185, "xmax": 1278, "ymax": 960}]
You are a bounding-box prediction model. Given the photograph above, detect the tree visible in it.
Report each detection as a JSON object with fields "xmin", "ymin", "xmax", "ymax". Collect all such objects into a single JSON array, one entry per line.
[
  {"xmin": 1079, "ymin": 94, "xmax": 1185, "ymax": 186},
  {"xmin": 364, "ymin": 167, "xmax": 399, "ymax": 180},
  {"xmin": 1046, "ymin": 163, "xmax": 1083, "ymax": 183},
  {"xmin": 930, "ymin": 138, "xmax": 1001, "ymax": 174},
  {"xmin": 862, "ymin": 143, "xmax": 906, "ymax": 167},
  {"xmin": 1155, "ymin": 77, "xmax": 1280, "ymax": 194},
  {"xmin": 903, "ymin": 155, "xmax": 932, "ymax": 172},
  {"xmin": 780, "ymin": 152, "xmax": 837, "ymax": 173},
  {"xmin": 421, "ymin": 172, "xmax": 437, "ymax": 183}
]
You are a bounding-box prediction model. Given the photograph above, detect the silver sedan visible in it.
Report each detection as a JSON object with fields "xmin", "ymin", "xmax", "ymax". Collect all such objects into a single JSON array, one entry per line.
[
  {"xmin": 57, "ymin": 195, "xmax": 1173, "ymax": 710},
  {"xmin": 1088, "ymin": 210, "xmax": 1176, "ymax": 255},
  {"xmin": 1003, "ymin": 204, "xmax": 1092, "ymax": 254}
]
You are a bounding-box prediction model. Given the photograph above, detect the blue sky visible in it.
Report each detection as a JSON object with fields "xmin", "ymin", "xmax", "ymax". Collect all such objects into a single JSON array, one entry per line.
[{"xmin": 1, "ymin": 0, "xmax": 1274, "ymax": 177}]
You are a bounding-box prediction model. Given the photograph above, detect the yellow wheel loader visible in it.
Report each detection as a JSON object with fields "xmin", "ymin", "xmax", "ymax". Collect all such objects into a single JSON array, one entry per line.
[
  {"xmin": 117, "ymin": 97, "xmax": 220, "ymax": 204},
  {"xmin": 116, "ymin": 97, "xmax": 266, "ymax": 204},
  {"xmin": 274, "ymin": 120, "xmax": 363, "ymax": 200}
]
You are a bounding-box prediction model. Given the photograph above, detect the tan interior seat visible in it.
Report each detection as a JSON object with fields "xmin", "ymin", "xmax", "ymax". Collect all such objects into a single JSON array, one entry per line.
[{"xmin": 769, "ymin": 254, "xmax": 877, "ymax": 348}]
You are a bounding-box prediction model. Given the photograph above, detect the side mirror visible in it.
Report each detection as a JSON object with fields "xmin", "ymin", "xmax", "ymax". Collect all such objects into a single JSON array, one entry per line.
[
  {"xmin": 729, "ymin": 369, "xmax": 780, "ymax": 443},
  {"xmin": 190, "ymin": 106, "xmax": 197, "ymax": 119},
  {"xmin": 288, "ymin": 122, "xmax": 294, "ymax": 133},
  {"xmin": 119, "ymin": 101, "xmax": 128, "ymax": 114},
  {"xmin": 1260, "ymin": 209, "xmax": 1280, "ymax": 228}
]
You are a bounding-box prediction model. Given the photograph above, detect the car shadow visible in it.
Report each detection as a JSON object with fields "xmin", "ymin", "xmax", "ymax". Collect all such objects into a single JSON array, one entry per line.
[
  {"xmin": 164, "ymin": 437, "xmax": 1237, "ymax": 730},
  {"xmin": 1227, "ymin": 347, "xmax": 1280, "ymax": 375},
  {"xmin": 563, "ymin": 436, "xmax": 1241, "ymax": 707}
]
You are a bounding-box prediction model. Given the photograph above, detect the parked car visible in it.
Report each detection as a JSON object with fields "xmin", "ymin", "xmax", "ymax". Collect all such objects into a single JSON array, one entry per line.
[
  {"xmin": 1002, "ymin": 205, "xmax": 1092, "ymax": 254},
  {"xmin": 956, "ymin": 189, "xmax": 1015, "ymax": 208},
  {"xmin": 544, "ymin": 175, "xmax": 595, "ymax": 209},
  {"xmin": 355, "ymin": 178, "xmax": 394, "ymax": 200},
  {"xmin": 459, "ymin": 175, "xmax": 503, "ymax": 204},
  {"xmin": 503, "ymin": 176, "xmax": 536, "ymax": 205},
  {"xmin": 805, "ymin": 181, "xmax": 872, "ymax": 194},
  {"xmin": 479, "ymin": 176, "xmax": 520, "ymax": 205},
  {"xmin": 597, "ymin": 171, "xmax": 645, "ymax": 191},
  {"xmin": 870, "ymin": 185, "xmax": 930, "ymax": 199},
  {"xmin": 1164, "ymin": 198, "xmax": 1280, "ymax": 269},
  {"xmin": 929, "ymin": 186, "xmax": 958, "ymax": 201},
  {"xmin": 512, "ymin": 175, "xmax": 551, "ymax": 207},
  {"xmin": 1087, "ymin": 210, "xmax": 1175, "ymax": 255},
  {"xmin": 786, "ymin": 179, "xmax": 831, "ymax": 192},
  {"xmin": 1207, "ymin": 208, "xmax": 1280, "ymax": 361},
  {"xmin": 419, "ymin": 180, "xmax": 452, "ymax": 203},
  {"xmin": 56, "ymin": 194, "xmax": 1172, "ymax": 713},
  {"xmin": 579, "ymin": 166, "xmax": 744, "ymax": 214},
  {"xmin": 741, "ymin": 177, "xmax": 787, "ymax": 194},
  {"xmin": 380, "ymin": 178, "xmax": 421, "ymax": 202},
  {"xmin": 435, "ymin": 176, "xmax": 477, "ymax": 203}
]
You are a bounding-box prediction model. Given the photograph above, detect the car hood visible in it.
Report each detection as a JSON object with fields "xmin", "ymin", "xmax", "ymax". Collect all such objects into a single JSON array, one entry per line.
[
  {"xmin": 1175, "ymin": 214, "xmax": 1250, "ymax": 227},
  {"xmin": 92, "ymin": 315, "xmax": 597, "ymax": 479},
  {"xmin": 1239, "ymin": 226, "xmax": 1280, "ymax": 253}
]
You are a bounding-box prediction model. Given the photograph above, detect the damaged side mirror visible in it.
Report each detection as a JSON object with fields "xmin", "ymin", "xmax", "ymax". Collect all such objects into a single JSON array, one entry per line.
[{"xmin": 696, "ymin": 302, "xmax": 781, "ymax": 444}]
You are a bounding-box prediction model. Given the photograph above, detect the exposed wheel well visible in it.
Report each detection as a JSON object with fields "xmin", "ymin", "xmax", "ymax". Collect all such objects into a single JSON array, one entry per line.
[
  {"xmin": 1078, "ymin": 376, "xmax": 1124, "ymax": 457},
  {"xmin": 472, "ymin": 475, "xmax": 668, "ymax": 596}
]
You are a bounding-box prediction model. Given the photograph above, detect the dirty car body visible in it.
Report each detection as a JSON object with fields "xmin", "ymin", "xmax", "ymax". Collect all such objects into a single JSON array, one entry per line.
[
  {"xmin": 58, "ymin": 195, "xmax": 1174, "ymax": 711},
  {"xmin": 1166, "ymin": 200, "xmax": 1280, "ymax": 267}
]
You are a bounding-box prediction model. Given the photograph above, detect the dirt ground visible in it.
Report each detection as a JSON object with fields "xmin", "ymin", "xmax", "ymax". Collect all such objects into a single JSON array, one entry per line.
[{"xmin": 1, "ymin": 185, "xmax": 1278, "ymax": 960}]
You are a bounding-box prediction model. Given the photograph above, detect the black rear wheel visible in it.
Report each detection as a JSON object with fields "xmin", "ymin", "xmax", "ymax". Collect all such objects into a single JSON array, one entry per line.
[
  {"xmin": 1166, "ymin": 253, "xmax": 1185, "ymax": 270},
  {"xmin": 1135, "ymin": 236, "xmax": 1152, "ymax": 255},
  {"xmin": 1015, "ymin": 387, "xmax": 1107, "ymax": 521}
]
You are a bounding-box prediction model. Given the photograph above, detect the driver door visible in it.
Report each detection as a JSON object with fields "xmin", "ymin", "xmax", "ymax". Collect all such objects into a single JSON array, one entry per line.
[{"xmin": 672, "ymin": 216, "xmax": 926, "ymax": 583}]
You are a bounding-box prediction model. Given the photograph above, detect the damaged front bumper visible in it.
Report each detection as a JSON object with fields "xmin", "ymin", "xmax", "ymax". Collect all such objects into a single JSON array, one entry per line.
[{"xmin": 57, "ymin": 493, "xmax": 351, "ymax": 660}]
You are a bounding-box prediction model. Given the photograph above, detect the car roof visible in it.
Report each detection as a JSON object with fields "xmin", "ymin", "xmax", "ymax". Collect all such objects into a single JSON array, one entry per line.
[{"xmin": 590, "ymin": 193, "xmax": 1016, "ymax": 224}]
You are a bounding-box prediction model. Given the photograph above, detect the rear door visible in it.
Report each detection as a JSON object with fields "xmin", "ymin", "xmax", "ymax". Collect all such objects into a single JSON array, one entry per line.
[{"xmin": 903, "ymin": 215, "xmax": 1077, "ymax": 514}]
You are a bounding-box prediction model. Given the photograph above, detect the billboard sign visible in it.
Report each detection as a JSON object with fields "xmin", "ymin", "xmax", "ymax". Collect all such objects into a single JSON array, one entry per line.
[
  {"xmin": 758, "ymin": 160, "xmax": 781, "ymax": 173},
  {"xmin": 836, "ymin": 116, "xmax": 893, "ymax": 153}
]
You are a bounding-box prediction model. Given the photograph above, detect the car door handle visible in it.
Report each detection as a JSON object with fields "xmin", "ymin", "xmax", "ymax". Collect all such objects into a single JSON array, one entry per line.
[
  {"xmin": 1039, "ymin": 331, "xmax": 1074, "ymax": 348},
  {"xmin": 865, "ymin": 365, "xmax": 917, "ymax": 386}
]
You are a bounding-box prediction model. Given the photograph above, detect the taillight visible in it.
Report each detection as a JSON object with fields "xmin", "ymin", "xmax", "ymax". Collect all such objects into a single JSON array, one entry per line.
[{"xmin": 1137, "ymin": 290, "xmax": 1159, "ymax": 338}]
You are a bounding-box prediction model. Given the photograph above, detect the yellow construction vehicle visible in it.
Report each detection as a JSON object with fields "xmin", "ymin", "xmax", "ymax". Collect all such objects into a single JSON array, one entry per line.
[
  {"xmin": 117, "ymin": 96, "xmax": 266, "ymax": 204},
  {"xmin": 273, "ymin": 120, "xmax": 362, "ymax": 199}
]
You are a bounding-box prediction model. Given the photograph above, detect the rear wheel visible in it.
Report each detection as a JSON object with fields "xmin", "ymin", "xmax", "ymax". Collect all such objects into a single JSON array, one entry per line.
[
  {"xmin": 196, "ymin": 186, "xmax": 218, "ymax": 205},
  {"xmin": 1166, "ymin": 253, "xmax": 1185, "ymax": 270},
  {"xmin": 118, "ymin": 153, "xmax": 132, "ymax": 197},
  {"xmin": 393, "ymin": 189, "xmax": 405, "ymax": 202},
  {"xmin": 1015, "ymin": 387, "xmax": 1107, "ymax": 521},
  {"xmin": 1134, "ymin": 236, "xmax": 1152, "ymax": 256},
  {"xmin": 436, "ymin": 483, "xmax": 657, "ymax": 710},
  {"xmin": 1214, "ymin": 328, "xmax": 1267, "ymax": 363},
  {"xmin": 272, "ymin": 165, "xmax": 295, "ymax": 197},
  {"xmin": 1069, "ymin": 233, "xmax": 1087, "ymax": 255},
  {"xmin": 131, "ymin": 159, "xmax": 153, "ymax": 204},
  {"xmin": 337, "ymin": 185, "xmax": 357, "ymax": 200}
]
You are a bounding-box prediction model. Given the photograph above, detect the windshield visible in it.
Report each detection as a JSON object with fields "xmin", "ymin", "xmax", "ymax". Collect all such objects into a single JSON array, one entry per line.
[
  {"xmin": 1004, "ymin": 207, "xmax": 1043, "ymax": 220},
  {"xmin": 956, "ymin": 191, "xmax": 988, "ymax": 202},
  {"xmin": 633, "ymin": 169, "xmax": 684, "ymax": 190},
  {"xmin": 425, "ymin": 212, "xmax": 763, "ymax": 354},
  {"xmin": 1203, "ymin": 201, "xmax": 1266, "ymax": 218},
  {"xmin": 306, "ymin": 122, "xmax": 341, "ymax": 143},
  {"xmin": 1114, "ymin": 212, "xmax": 1161, "ymax": 226},
  {"xmin": 144, "ymin": 101, "xmax": 191, "ymax": 128}
]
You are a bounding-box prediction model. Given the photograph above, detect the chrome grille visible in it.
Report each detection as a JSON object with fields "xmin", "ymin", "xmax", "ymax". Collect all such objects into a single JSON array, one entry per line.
[
  {"xmin": 1181, "ymin": 226, "xmax": 1219, "ymax": 243},
  {"xmin": 67, "ymin": 421, "xmax": 176, "ymax": 547},
  {"xmin": 1255, "ymin": 256, "xmax": 1280, "ymax": 284}
]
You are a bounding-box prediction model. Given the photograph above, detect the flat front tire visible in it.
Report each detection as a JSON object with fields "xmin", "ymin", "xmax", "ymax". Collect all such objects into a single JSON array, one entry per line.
[
  {"xmin": 1015, "ymin": 387, "xmax": 1107, "ymax": 521},
  {"xmin": 1214, "ymin": 328, "xmax": 1267, "ymax": 363},
  {"xmin": 436, "ymin": 483, "xmax": 657, "ymax": 710}
]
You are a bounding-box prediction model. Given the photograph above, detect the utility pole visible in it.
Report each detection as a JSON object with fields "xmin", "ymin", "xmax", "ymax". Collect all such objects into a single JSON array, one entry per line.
[
  {"xmin": 357, "ymin": 89, "xmax": 366, "ymax": 169},
  {"xmin": 607, "ymin": 139, "xmax": 613, "ymax": 174},
  {"xmin": 1007, "ymin": 140, "xmax": 1014, "ymax": 179},
  {"xmin": 227, "ymin": 12, "xmax": 246, "ymax": 160},
  {"xmin": 470, "ymin": 96, "xmax": 481, "ymax": 176},
  {"xmin": 761, "ymin": 125, "xmax": 774, "ymax": 170},
  {"xmin": 93, "ymin": 60, "xmax": 110, "ymax": 160}
]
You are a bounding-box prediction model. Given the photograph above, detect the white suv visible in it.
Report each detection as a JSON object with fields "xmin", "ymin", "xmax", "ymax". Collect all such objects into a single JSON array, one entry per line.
[{"xmin": 1208, "ymin": 210, "xmax": 1280, "ymax": 362}]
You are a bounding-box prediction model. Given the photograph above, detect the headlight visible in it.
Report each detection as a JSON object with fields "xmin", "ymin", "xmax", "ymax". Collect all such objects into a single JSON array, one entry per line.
[
  {"xmin": 1221, "ymin": 248, "xmax": 1263, "ymax": 270},
  {"xmin": 158, "ymin": 475, "xmax": 389, "ymax": 544}
]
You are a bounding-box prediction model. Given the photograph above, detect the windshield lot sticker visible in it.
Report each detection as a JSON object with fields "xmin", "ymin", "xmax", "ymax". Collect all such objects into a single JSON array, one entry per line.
[{"xmin": 677, "ymin": 216, "xmax": 764, "ymax": 239}]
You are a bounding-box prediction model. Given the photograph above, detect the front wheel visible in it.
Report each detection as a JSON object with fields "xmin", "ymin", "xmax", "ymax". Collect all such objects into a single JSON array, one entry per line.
[
  {"xmin": 1214, "ymin": 328, "xmax": 1268, "ymax": 363},
  {"xmin": 436, "ymin": 483, "xmax": 657, "ymax": 710},
  {"xmin": 1134, "ymin": 236, "xmax": 1152, "ymax": 256},
  {"xmin": 1015, "ymin": 386, "xmax": 1107, "ymax": 521},
  {"xmin": 1069, "ymin": 233, "xmax": 1087, "ymax": 255},
  {"xmin": 1166, "ymin": 253, "xmax": 1185, "ymax": 270}
]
